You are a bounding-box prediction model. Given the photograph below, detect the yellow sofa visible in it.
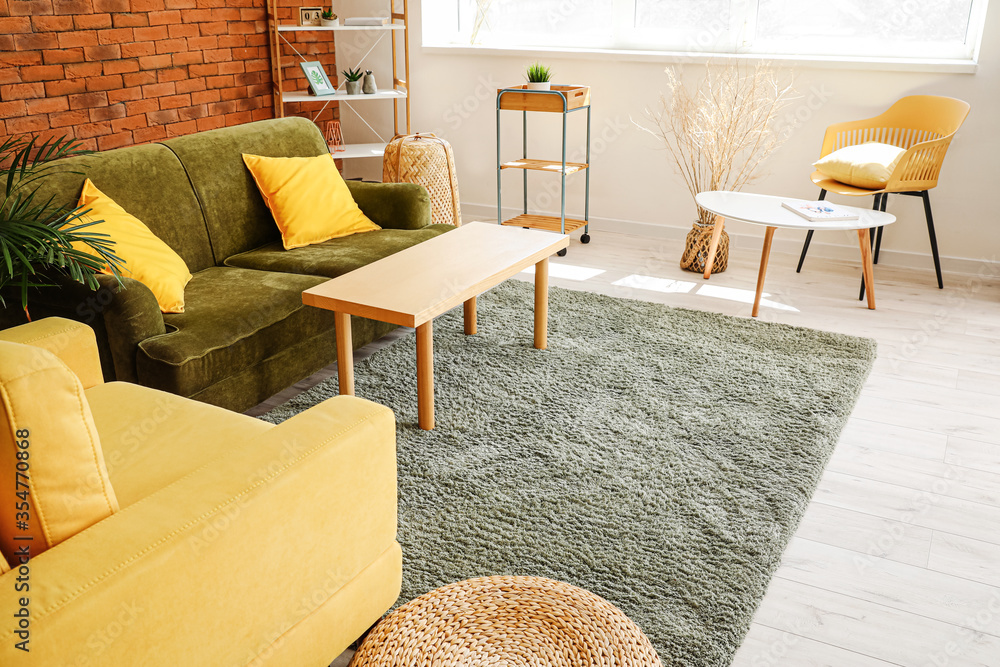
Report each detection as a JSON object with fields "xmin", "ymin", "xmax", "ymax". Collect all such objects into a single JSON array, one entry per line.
[{"xmin": 0, "ymin": 318, "xmax": 401, "ymax": 666}]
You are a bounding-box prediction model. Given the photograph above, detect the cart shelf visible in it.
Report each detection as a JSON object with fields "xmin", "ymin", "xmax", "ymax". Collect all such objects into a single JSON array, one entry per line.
[
  {"xmin": 497, "ymin": 85, "xmax": 592, "ymax": 254},
  {"xmin": 501, "ymin": 214, "xmax": 589, "ymax": 234},
  {"xmin": 500, "ymin": 159, "xmax": 588, "ymax": 175}
]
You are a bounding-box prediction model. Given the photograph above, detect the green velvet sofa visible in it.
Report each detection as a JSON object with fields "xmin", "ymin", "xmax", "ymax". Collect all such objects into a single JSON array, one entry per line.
[{"xmin": 4, "ymin": 117, "xmax": 455, "ymax": 412}]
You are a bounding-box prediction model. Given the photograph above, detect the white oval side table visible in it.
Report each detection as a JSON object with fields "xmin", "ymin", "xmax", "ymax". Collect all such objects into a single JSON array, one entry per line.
[{"xmin": 696, "ymin": 191, "xmax": 896, "ymax": 317}]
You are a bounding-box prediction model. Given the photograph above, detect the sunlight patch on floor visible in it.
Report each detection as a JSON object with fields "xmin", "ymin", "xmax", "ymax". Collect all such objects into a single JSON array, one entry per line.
[
  {"xmin": 697, "ymin": 285, "xmax": 800, "ymax": 312},
  {"xmin": 612, "ymin": 274, "xmax": 697, "ymax": 293},
  {"xmin": 521, "ymin": 263, "xmax": 606, "ymax": 281}
]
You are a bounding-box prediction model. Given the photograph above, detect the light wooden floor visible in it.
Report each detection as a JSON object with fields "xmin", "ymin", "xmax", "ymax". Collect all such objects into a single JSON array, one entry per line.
[{"xmin": 256, "ymin": 229, "xmax": 1000, "ymax": 667}]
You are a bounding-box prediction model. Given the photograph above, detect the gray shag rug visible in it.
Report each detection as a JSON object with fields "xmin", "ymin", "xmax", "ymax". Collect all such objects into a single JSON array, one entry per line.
[{"xmin": 261, "ymin": 280, "xmax": 876, "ymax": 666}]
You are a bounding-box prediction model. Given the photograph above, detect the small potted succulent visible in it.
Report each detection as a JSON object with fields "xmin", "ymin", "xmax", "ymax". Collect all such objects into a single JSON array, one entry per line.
[
  {"xmin": 525, "ymin": 62, "xmax": 551, "ymax": 90},
  {"xmin": 320, "ymin": 10, "xmax": 338, "ymax": 27},
  {"xmin": 342, "ymin": 66, "xmax": 363, "ymax": 95}
]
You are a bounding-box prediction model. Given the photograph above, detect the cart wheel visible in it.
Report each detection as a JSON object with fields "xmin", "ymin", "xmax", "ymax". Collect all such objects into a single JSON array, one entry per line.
[
  {"xmin": 581, "ymin": 233, "xmax": 591, "ymax": 244},
  {"xmin": 557, "ymin": 248, "xmax": 568, "ymax": 257}
]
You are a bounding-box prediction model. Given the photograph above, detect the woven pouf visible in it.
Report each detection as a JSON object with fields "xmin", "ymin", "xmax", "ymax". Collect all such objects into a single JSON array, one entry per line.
[{"xmin": 349, "ymin": 576, "xmax": 661, "ymax": 666}]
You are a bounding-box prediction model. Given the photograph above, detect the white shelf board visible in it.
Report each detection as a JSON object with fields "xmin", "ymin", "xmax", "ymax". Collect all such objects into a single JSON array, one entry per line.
[
  {"xmin": 278, "ymin": 24, "xmax": 403, "ymax": 32},
  {"xmin": 282, "ymin": 90, "xmax": 406, "ymax": 104},
  {"xmin": 331, "ymin": 143, "xmax": 387, "ymax": 159}
]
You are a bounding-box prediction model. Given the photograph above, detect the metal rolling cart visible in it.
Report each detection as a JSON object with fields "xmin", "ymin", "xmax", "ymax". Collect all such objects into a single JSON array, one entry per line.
[{"xmin": 497, "ymin": 85, "xmax": 591, "ymax": 257}]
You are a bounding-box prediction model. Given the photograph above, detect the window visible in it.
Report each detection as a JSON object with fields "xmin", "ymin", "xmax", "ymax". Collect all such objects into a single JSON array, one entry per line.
[{"xmin": 423, "ymin": 0, "xmax": 988, "ymax": 64}]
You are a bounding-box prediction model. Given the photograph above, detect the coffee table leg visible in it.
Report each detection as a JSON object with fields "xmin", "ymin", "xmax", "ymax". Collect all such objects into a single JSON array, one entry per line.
[
  {"xmin": 534, "ymin": 257, "xmax": 549, "ymax": 350},
  {"xmin": 702, "ymin": 215, "xmax": 726, "ymax": 280},
  {"xmin": 464, "ymin": 296, "xmax": 477, "ymax": 335},
  {"xmin": 857, "ymin": 229, "xmax": 877, "ymax": 310},
  {"xmin": 416, "ymin": 320, "xmax": 434, "ymax": 430},
  {"xmin": 335, "ymin": 311, "xmax": 354, "ymax": 395},
  {"xmin": 752, "ymin": 227, "xmax": 777, "ymax": 318}
]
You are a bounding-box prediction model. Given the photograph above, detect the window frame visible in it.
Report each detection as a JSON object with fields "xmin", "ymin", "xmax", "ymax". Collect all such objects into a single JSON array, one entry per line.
[{"xmin": 422, "ymin": 0, "xmax": 989, "ymax": 73}]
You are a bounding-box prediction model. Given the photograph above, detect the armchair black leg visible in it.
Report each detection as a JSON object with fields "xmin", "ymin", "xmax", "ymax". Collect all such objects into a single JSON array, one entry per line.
[
  {"xmin": 922, "ymin": 191, "xmax": 944, "ymax": 288},
  {"xmin": 873, "ymin": 226, "xmax": 884, "ymax": 264},
  {"xmin": 873, "ymin": 193, "xmax": 887, "ymax": 265},
  {"xmin": 796, "ymin": 189, "xmax": 827, "ymax": 273},
  {"xmin": 797, "ymin": 231, "xmax": 814, "ymax": 273}
]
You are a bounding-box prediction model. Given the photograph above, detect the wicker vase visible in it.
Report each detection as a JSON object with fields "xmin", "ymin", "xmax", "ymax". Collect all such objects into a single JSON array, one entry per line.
[
  {"xmin": 680, "ymin": 218, "xmax": 729, "ymax": 274},
  {"xmin": 383, "ymin": 133, "xmax": 462, "ymax": 226}
]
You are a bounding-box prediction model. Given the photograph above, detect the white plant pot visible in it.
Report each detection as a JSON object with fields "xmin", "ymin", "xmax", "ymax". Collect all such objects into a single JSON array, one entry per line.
[
  {"xmin": 525, "ymin": 82, "xmax": 551, "ymax": 91},
  {"xmin": 320, "ymin": 17, "xmax": 339, "ymax": 26}
]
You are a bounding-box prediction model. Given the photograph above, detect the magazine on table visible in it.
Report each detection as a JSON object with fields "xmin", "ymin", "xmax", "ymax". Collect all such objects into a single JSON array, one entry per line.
[{"xmin": 781, "ymin": 201, "xmax": 859, "ymax": 222}]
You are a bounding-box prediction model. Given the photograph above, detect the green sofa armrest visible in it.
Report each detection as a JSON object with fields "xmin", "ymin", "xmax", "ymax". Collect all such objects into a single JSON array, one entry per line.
[
  {"xmin": 31, "ymin": 274, "xmax": 167, "ymax": 383},
  {"xmin": 346, "ymin": 180, "xmax": 432, "ymax": 231}
]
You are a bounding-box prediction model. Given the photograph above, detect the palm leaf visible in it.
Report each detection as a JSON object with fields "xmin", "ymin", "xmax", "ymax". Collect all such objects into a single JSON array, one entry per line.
[{"xmin": 0, "ymin": 134, "xmax": 124, "ymax": 311}]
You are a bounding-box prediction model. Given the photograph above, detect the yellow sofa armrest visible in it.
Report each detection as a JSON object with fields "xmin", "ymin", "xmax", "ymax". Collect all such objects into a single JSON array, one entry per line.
[
  {"xmin": 0, "ymin": 317, "xmax": 104, "ymax": 389},
  {"xmin": 0, "ymin": 395, "xmax": 399, "ymax": 666}
]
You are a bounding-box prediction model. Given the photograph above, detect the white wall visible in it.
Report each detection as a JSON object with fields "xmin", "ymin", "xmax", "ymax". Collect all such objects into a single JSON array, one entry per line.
[{"xmin": 338, "ymin": 0, "xmax": 998, "ymax": 272}]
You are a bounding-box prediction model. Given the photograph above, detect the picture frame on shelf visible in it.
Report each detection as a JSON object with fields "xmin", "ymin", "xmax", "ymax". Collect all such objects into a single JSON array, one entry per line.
[
  {"xmin": 298, "ymin": 6, "xmax": 323, "ymax": 26},
  {"xmin": 300, "ymin": 61, "xmax": 334, "ymax": 96}
]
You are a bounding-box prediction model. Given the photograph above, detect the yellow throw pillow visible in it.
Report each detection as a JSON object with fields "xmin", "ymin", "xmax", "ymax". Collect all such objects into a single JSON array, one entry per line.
[
  {"xmin": 813, "ymin": 142, "xmax": 907, "ymax": 190},
  {"xmin": 0, "ymin": 341, "xmax": 119, "ymax": 563},
  {"xmin": 242, "ymin": 153, "xmax": 381, "ymax": 250},
  {"xmin": 74, "ymin": 179, "xmax": 192, "ymax": 313}
]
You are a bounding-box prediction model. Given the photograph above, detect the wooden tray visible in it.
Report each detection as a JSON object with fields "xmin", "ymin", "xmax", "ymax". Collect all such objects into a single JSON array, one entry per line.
[{"xmin": 498, "ymin": 85, "xmax": 591, "ymax": 113}]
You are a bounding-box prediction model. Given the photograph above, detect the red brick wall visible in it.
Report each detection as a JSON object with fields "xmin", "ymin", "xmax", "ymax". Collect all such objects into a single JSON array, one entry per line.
[{"xmin": 0, "ymin": 0, "xmax": 338, "ymax": 149}]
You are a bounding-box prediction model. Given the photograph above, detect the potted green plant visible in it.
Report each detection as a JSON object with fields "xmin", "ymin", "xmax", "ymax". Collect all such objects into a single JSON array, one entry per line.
[
  {"xmin": 320, "ymin": 9, "xmax": 338, "ymax": 27},
  {"xmin": 342, "ymin": 66, "xmax": 363, "ymax": 95},
  {"xmin": 0, "ymin": 135, "xmax": 123, "ymax": 318},
  {"xmin": 525, "ymin": 62, "xmax": 551, "ymax": 90}
]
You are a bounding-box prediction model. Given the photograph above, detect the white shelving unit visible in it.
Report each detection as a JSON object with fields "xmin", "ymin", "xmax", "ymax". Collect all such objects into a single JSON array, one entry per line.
[{"xmin": 266, "ymin": 0, "xmax": 410, "ymax": 159}]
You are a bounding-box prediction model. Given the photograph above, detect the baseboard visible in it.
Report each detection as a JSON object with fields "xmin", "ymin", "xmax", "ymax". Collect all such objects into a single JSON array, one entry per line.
[{"xmin": 461, "ymin": 202, "xmax": 999, "ymax": 276}]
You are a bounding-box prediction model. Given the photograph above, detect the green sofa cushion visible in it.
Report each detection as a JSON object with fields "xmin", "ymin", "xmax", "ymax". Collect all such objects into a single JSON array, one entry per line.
[
  {"xmin": 28, "ymin": 143, "xmax": 216, "ymax": 272},
  {"xmin": 135, "ymin": 266, "xmax": 336, "ymax": 398},
  {"xmin": 224, "ymin": 225, "xmax": 456, "ymax": 278},
  {"xmin": 160, "ymin": 117, "xmax": 330, "ymax": 263}
]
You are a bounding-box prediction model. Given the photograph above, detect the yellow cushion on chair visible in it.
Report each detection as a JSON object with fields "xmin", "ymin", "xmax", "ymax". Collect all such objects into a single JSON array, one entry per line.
[
  {"xmin": 813, "ymin": 142, "xmax": 907, "ymax": 190},
  {"xmin": 74, "ymin": 179, "xmax": 192, "ymax": 313},
  {"xmin": 242, "ymin": 153, "xmax": 381, "ymax": 250},
  {"xmin": 0, "ymin": 341, "xmax": 119, "ymax": 564}
]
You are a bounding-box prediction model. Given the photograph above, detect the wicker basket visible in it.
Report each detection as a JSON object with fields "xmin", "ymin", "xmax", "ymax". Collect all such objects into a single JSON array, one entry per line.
[
  {"xmin": 383, "ymin": 133, "xmax": 462, "ymax": 227},
  {"xmin": 680, "ymin": 218, "xmax": 729, "ymax": 274},
  {"xmin": 349, "ymin": 575, "xmax": 661, "ymax": 667}
]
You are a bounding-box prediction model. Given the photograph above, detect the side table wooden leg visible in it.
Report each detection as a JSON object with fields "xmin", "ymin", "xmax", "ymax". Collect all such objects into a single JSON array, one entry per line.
[
  {"xmin": 334, "ymin": 311, "xmax": 354, "ymax": 395},
  {"xmin": 534, "ymin": 256, "xmax": 549, "ymax": 350},
  {"xmin": 416, "ymin": 320, "xmax": 435, "ymax": 430},
  {"xmin": 703, "ymin": 215, "xmax": 726, "ymax": 279},
  {"xmin": 752, "ymin": 227, "xmax": 777, "ymax": 318},
  {"xmin": 857, "ymin": 229, "xmax": 877, "ymax": 310},
  {"xmin": 464, "ymin": 296, "xmax": 477, "ymax": 335}
]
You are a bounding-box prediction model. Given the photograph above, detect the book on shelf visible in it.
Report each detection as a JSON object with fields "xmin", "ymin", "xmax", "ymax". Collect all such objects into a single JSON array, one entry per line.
[
  {"xmin": 781, "ymin": 201, "xmax": 859, "ymax": 222},
  {"xmin": 344, "ymin": 17, "xmax": 391, "ymax": 26}
]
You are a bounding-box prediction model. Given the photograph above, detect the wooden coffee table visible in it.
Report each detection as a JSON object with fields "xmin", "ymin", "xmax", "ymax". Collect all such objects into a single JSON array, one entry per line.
[
  {"xmin": 302, "ymin": 222, "xmax": 569, "ymax": 430},
  {"xmin": 696, "ymin": 191, "xmax": 896, "ymax": 317}
]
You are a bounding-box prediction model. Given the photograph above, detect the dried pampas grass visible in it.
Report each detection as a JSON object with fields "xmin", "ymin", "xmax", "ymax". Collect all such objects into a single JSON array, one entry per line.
[{"xmin": 637, "ymin": 62, "xmax": 796, "ymax": 226}]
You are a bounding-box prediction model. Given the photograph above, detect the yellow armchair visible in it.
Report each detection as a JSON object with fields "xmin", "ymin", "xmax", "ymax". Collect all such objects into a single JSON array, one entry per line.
[
  {"xmin": 0, "ymin": 318, "xmax": 401, "ymax": 666},
  {"xmin": 797, "ymin": 95, "xmax": 970, "ymax": 291}
]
